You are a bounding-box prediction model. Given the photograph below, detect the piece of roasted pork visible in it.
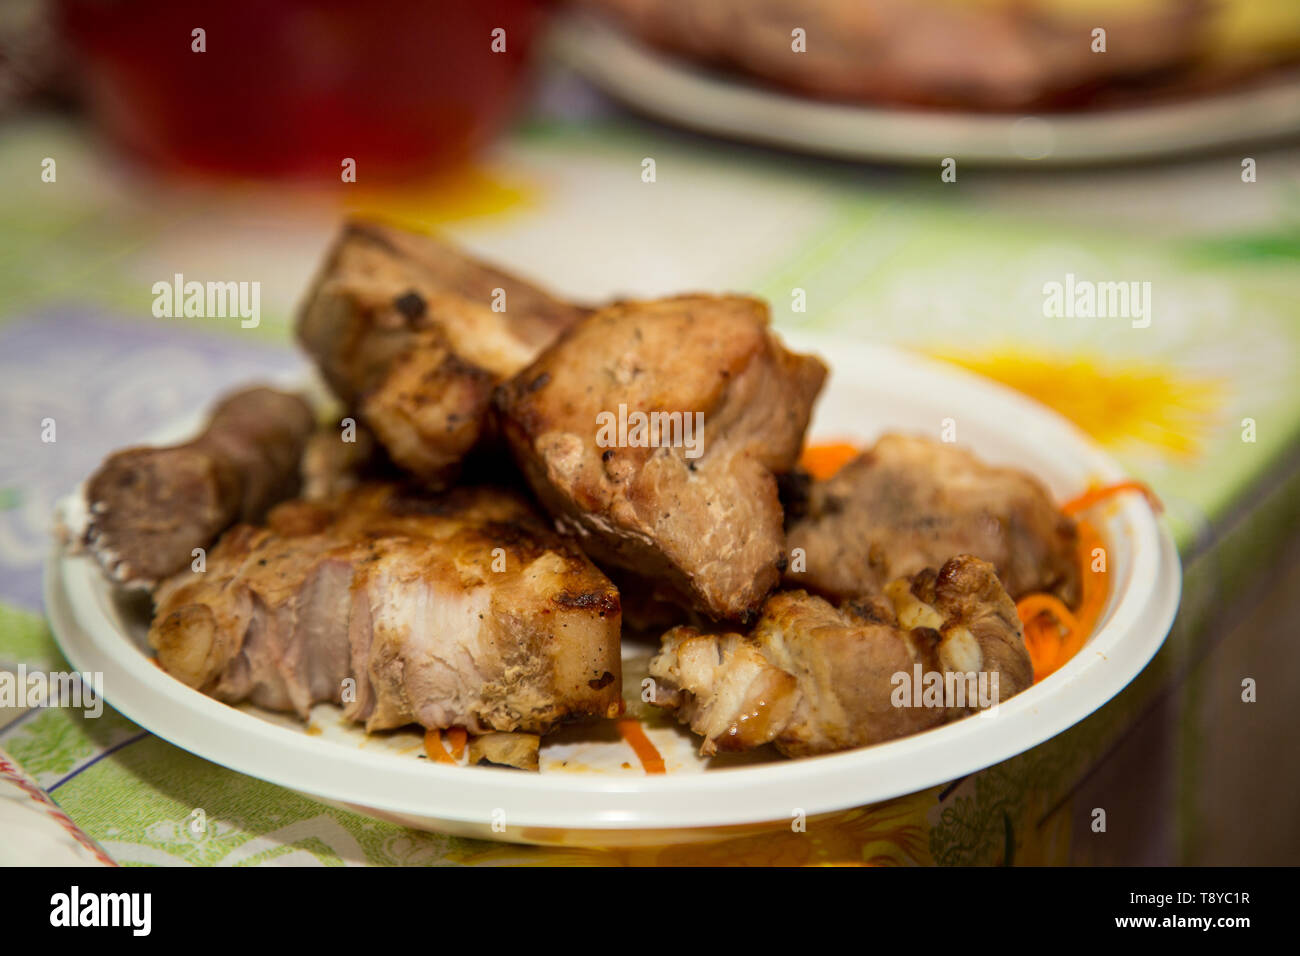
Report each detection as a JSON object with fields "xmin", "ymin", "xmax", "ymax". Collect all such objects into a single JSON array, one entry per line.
[
  {"xmin": 495, "ymin": 294, "xmax": 827, "ymax": 622},
  {"xmin": 298, "ymin": 417, "xmax": 390, "ymax": 501},
  {"xmin": 83, "ymin": 386, "xmax": 315, "ymax": 590},
  {"xmin": 785, "ymin": 434, "xmax": 1079, "ymax": 607},
  {"xmin": 149, "ymin": 482, "xmax": 623, "ymax": 735},
  {"xmin": 296, "ymin": 220, "xmax": 589, "ymax": 486},
  {"xmin": 649, "ymin": 555, "xmax": 1033, "ymax": 757}
]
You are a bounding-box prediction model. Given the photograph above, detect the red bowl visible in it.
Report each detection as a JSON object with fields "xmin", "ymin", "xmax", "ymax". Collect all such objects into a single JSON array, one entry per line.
[{"xmin": 59, "ymin": 0, "xmax": 547, "ymax": 183}]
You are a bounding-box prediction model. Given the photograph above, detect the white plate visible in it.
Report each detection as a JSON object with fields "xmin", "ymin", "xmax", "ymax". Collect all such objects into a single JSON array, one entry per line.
[
  {"xmin": 44, "ymin": 340, "xmax": 1180, "ymax": 846},
  {"xmin": 550, "ymin": 13, "xmax": 1300, "ymax": 166}
]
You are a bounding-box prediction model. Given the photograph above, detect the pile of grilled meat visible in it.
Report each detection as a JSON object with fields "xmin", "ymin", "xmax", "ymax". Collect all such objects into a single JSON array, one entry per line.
[{"xmin": 80, "ymin": 220, "xmax": 1080, "ymax": 766}]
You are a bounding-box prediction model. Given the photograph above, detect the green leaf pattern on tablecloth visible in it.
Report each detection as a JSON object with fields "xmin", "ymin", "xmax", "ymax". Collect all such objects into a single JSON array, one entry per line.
[
  {"xmin": 0, "ymin": 605, "xmax": 65, "ymax": 671},
  {"xmin": 51, "ymin": 736, "xmax": 500, "ymax": 866},
  {"xmin": 4, "ymin": 710, "xmax": 98, "ymax": 778},
  {"xmin": 4, "ymin": 702, "xmax": 141, "ymax": 783}
]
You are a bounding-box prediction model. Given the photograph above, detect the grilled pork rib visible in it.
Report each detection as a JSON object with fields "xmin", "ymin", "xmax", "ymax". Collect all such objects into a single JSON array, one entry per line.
[
  {"xmin": 495, "ymin": 294, "xmax": 827, "ymax": 621},
  {"xmin": 649, "ymin": 555, "xmax": 1033, "ymax": 757},
  {"xmin": 785, "ymin": 434, "xmax": 1079, "ymax": 606},
  {"xmin": 83, "ymin": 386, "xmax": 315, "ymax": 590},
  {"xmin": 149, "ymin": 483, "xmax": 622, "ymax": 734},
  {"xmin": 296, "ymin": 220, "xmax": 588, "ymax": 486}
]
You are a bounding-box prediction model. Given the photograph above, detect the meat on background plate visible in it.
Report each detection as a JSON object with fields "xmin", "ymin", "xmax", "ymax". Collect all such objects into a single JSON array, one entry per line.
[
  {"xmin": 785, "ymin": 434, "xmax": 1080, "ymax": 607},
  {"xmin": 649, "ymin": 554, "xmax": 1033, "ymax": 757},
  {"xmin": 149, "ymin": 482, "xmax": 623, "ymax": 735},
  {"xmin": 577, "ymin": 0, "xmax": 1217, "ymax": 110},
  {"xmin": 495, "ymin": 293, "xmax": 827, "ymax": 622}
]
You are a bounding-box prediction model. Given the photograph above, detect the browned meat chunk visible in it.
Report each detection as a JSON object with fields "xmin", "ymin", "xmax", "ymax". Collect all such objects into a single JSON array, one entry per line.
[
  {"xmin": 468, "ymin": 732, "xmax": 541, "ymax": 771},
  {"xmin": 299, "ymin": 418, "xmax": 388, "ymax": 501},
  {"xmin": 786, "ymin": 434, "xmax": 1079, "ymax": 606},
  {"xmin": 295, "ymin": 220, "xmax": 588, "ymax": 485},
  {"xmin": 494, "ymin": 294, "xmax": 827, "ymax": 621},
  {"xmin": 148, "ymin": 483, "xmax": 622, "ymax": 735},
  {"xmin": 83, "ymin": 386, "xmax": 314, "ymax": 590},
  {"xmin": 649, "ymin": 555, "xmax": 1033, "ymax": 757}
]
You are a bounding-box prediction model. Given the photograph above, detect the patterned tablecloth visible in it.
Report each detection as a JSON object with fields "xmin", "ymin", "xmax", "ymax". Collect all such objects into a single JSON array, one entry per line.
[{"xmin": 2, "ymin": 90, "xmax": 1298, "ymax": 864}]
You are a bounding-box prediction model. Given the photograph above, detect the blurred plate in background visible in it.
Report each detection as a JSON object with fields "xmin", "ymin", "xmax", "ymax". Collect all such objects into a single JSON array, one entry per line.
[{"xmin": 551, "ymin": 13, "xmax": 1300, "ymax": 166}]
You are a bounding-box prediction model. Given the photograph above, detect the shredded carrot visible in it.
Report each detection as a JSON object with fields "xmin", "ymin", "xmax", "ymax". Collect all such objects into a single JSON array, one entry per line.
[
  {"xmin": 445, "ymin": 727, "xmax": 467, "ymax": 761},
  {"xmin": 1023, "ymin": 479, "xmax": 1148, "ymax": 680},
  {"xmin": 1017, "ymin": 518, "xmax": 1108, "ymax": 682},
  {"xmin": 1019, "ymin": 481, "xmax": 1141, "ymax": 680},
  {"xmin": 1017, "ymin": 594, "xmax": 1079, "ymax": 683},
  {"xmin": 423, "ymin": 728, "xmax": 456, "ymax": 764},
  {"xmin": 1016, "ymin": 593, "xmax": 1080, "ymax": 634},
  {"xmin": 1062, "ymin": 480, "xmax": 1162, "ymax": 516},
  {"xmin": 1020, "ymin": 619, "xmax": 1058, "ymax": 682},
  {"xmin": 1072, "ymin": 519, "xmax": 1109, "ymax": 645},
  {"xmin": 617, "ymin": 719, "xmax": 666, "ymax": 774},
  {"xmin": 799, "ymin": 442, "xmax": 859, "ymax": 480}
]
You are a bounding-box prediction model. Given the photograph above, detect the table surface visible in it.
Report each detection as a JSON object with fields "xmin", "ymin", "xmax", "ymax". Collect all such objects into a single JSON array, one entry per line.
[{"xmin": 2, "ymin": 67, "xmax": 1298, "ymax": 865}]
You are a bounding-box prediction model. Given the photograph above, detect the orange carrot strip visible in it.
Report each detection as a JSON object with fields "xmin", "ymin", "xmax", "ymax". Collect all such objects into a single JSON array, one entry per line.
[
  {"xmin": 446, "ymin": 727, "xmax": 467, "ymax": 761},
  {"xmin": 423, "ymin": 728, "xmax": 456, "ymax": 764},
  {"xmin": 1022, "ymin": 619, "xmax": 1060, "ymax": 684},
  {"xmin": 1062, "ymin": 480, "xmax": 1162, "ymax": 516},
  {"xmin": 1017, "ymin": 518, "xmax": 1110, "ymax": 682},
  {"xmin": 1016, "ymin": 593, "xmax": 1081, "ymax": 634},
  {"xmin": 799, "ymin": 442, "xmax": 860, "ymax": 481},
  {"xmin": 1017, "ymin": 593, "xmax": 1082, "ymax": 683},
  {"xmin": 1071, "ymin": 519, "xmax": 1108, "ymax": 650},
  {"xmin": 617, "ymin": 719, "xmax": 666, "ymax": 774}
]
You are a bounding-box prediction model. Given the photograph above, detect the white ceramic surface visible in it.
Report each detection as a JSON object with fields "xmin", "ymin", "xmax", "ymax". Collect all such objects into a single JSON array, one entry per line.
[
  {"xmin": 44, "ymin": 340, "xmax": 1180, "ymax": 846},
  {"xmin": 550, "ymin": 14, "xmax": 1300, "ymax": 166}
]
